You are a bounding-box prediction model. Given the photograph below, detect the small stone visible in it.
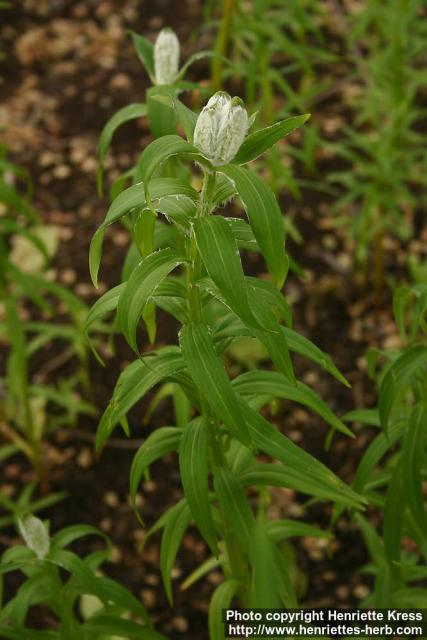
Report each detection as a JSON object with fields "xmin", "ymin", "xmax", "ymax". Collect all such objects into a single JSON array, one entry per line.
[
  {"xmin": 353, "ymin": 584, "xmax": 370, "ymax": 599},
  {"xmin": 53, "ymin": 164, "xmax": 71, "ymax": 179},
  {"xmin": 172, "ymin": 617, "xmax": 189, "ymax": 632},
  {"xmin": 141, "ymin": 589, "xmax": 156, "ymax": 608},
  {"xmin": 104, "ymin": 491, "xmax": 119, "ymax": 508},
  {"xmin": 76, "ymin": 447, "xmax": 92, "ymax": 468}
]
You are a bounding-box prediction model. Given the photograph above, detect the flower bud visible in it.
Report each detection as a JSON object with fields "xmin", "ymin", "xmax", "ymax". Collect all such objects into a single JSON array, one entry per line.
[
  {"xmin": 18, "ymin": 514, "xmax": 50, "ymax": 560},
  {"xmin": 193, "ymin": 92, "xmax": 248, "ymax": 166},
  {"xmin": 154, "ymin": 28, "xmax": 180, "ymax": 85}
]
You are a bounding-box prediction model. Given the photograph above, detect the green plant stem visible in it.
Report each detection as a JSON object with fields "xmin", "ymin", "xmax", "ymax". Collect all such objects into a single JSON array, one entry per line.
[
  {"xmin": 187, "ymin": 169, "xmax": 216, "ymax": 322},
  {"xmin": 373, "ymin": 227, "xmax": 385, "ymax": 308},
  {"xmin": 211, "ymin": 0, "xmax": 239, "ymax": 91},
  {"xmin": 186, "ymin": 168, "xmax": 251, "ymax": 603}
]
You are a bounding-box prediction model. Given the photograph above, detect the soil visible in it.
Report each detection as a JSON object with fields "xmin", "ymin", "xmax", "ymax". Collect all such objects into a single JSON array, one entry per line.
[{"xmin": 1, "ymin": 1, "xmax": 425, "ymax": 638}]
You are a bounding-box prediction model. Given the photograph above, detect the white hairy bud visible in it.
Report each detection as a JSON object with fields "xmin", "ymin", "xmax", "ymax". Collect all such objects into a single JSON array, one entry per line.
[
  {"xmin": 193, "ymin": 92, "xmax": 249, "ymax": 166},
  {"xmin": 18, "ymin": 514, "xmax": 50, "ymax": 560},
  {"xmin": 154, "ymin": 28, "xmax": 180, "ymax": 85}
]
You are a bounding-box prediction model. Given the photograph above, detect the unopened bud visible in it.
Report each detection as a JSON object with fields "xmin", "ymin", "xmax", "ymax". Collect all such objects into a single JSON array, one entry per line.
[
  {"xmin": 154, "ymin": 28, "xmax": 180, "ymax": 85},
  {"xmin": 18, "ymin": 514, "xmax": 50, "ymax": 560},
  {"xmin": 193, "ymin": 92, "xmax": 248, "ymax": 166}
]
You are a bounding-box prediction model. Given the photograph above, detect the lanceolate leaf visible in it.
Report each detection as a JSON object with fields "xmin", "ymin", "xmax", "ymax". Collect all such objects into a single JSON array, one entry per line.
[
  {"xmin": 402, "ymin": 404, "xmax": 427, "ymax": 541},
  {"xmin": 84, "ymin": 283, "xmax": 125, "ymax": 335},
  {"xmin": 266, "ymin": 519, "xmax": 333, "ymax": 542},
  {"xmin": 240, "ymin": 462, "xmax": 356, "ymax": 506},
  {"xmin": 283, "ymin": 327, "xmax": 350, "ymax": 387},
  {"xmin": 209, "ymin": 580, "xmax": 241, "ymax": 640},
  {"xmin": 248, "ymin": 294, "xmax": 296, "ymax": 384},
  {"xmin": 251, "ymin": 523, "xmax": 283, "ymax": 607},
  {"xmin": 96, "ymin": 348, "xmax": 188, "ymax": 449},
  {"xmin": 138, "ymin": 135, "xmax": 201, "ymax": 195},
  {"xmin": 171, "ymin": 96, "xmax": 198, "ymax": 142},
  {"xmin": 233, "ymin": 114, "xmax": 310, "ymax": 165},
  {"xmin": 353, "ymin": 419, "xmax": 406, "ymax": 493},
  {"xmin": 97, "ymin": 103, "xmax": 147, "ymax": 195},
  {"xmin": 180, "ymin": 324, "xmax": 252, "ymax": 448},
  {"xmin": 379, "ymin": 345, "xmax": 427, "ymax": 431},
  {"xmin": 179, "ymin": 417, "xmax": 218, "ymax": 555},
  {"xmin": 90, "ymin": 178, "xmax": 197, "ymax": 286},
  {"xmin": 48, "ymin": 549, "xmax": 151, "ymax": 623},
  {"xmin": 240, "ymin": 402, "xmax": 364, "ymax": 509},
  {"xmin": 129, "ymin": 31, "xmax": 154, "ymax": 80},
  {"xmin": 116, "ymin": 248, "xmax": 186, "ymax": 353},
  {"xmin": 147, "ymin": 86, "xmax": 176, "ymax": 138},
  {"xmin": 130, "ymin": 427, "xmax": 182, "ymax": 506},
  {"xmin": 160, "ymin": 499, "xmax": 192, "ymax": 604},
  {"xmin": 220, "ymin": 164, "xmax": 287, "ymax": 287},
  {"xmin": 194, "ymin": 216, "xmax": 262, "ymax": 331},
  {"xmin": 84, "ymin": 616, "xmax": 166, "ymax": 640},
  {"xmin": 214, "ymin": 467, "xmax": 255, "ymax": 553},
  {"xmin": 232, "ymin": 370, "xmax": 353, "ymax": 437}
]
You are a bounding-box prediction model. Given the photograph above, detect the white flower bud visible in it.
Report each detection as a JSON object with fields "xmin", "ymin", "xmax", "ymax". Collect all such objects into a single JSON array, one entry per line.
[
  {"xmin": 193, "ymin": 92, "xmax": 249, "ymax": 166},
  {"xmin": 154, "ymin": 28, "xmax": 180, "ymax": 85},
  {"xmin": 18, "ymin": 514, "xmax": 50, "ymax": 560}
]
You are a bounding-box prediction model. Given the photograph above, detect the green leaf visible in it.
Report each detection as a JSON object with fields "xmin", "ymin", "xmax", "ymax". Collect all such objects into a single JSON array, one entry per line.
[
  {"xmin": 220, "ymin": 164, "xmax": 286, "ymax": 287},
  {"xmin": 97, "ymin": 103, "xmax": 147, "ymax": 195},
  {"xmin": 383, "ymin": 466, "xmax": 405, "ymax": 564},
  {"xmin": 251, "ymin": 523, "xmax": 283, "ymax": 607},
  {"xmin": 266, "ymin": 519, "xmax": 333, "ymax": 542},
  {"xmin": 138, "ymin": 135, "xmax": 201, "ymax": 195},
  {"xmin": 214, "ymin": 467, "xmax": 255, "ymax": 553},
  {"xmin": 241, "ymin": 402, "xmax": 364, "ymax": 509},
  {"xmin": 90, "ymin": 178, "xmax": 197, "ymax": 286},
  {"xmin": 96, "ymin": 348, "xmax": 188, "ymax": 449},
  {"xmin": 353, "ymin": 418, "xmax": 405, "ymax": 493},
  {"xmin": 233, "ymin": 114, "xmax": 310, "ymax": 164},
  {"xmin": 147, "ymin": 86, "xmax": 177, "ymax": 138},
  {"xmin": 240, "ymin": 462, "xmax": 359, "ymax": 506},
  {"xmin": 180, "ymin": 324, "xmax": 252, "ymax": 448},
  {"xmin": 283, "ymin": 327, "xmax": 350, "ymax": 387},
  {"xmin": 194, "ymin": 216, "xmax": 262, "ymax": 331},
  {"xmin": 0, "ymin": 629, "xmax": 59, "ymax": 639},
  {"xmin": 129, "ymin": 31, "xmax": 154, "ymax": 79},
  {"xmin": 84, "ymin": 615, "xmax": 166, "ymax": 639},
  {"xmin": 247, "ymin": 276, "xmax": 292, "ymax": 327},
  {"xmin": 160, "ymin": 499, "xmax": 192, "ymax": 604},
  {"xmin": 164, "ymin": 95, "xmax": 198, "ymax": 142},
  {"xmin": 51, "ymin": 525, "xmax": 109, "ymax": 551},
  {"xmin": 232, "ymin": 370, "xmax": 353, "ymax": 437},
  {"xmin": 247, "ymin": 293, "xmax": 295, "ymax": 384},
  {"xmin": 84, "ymin": 283, "xmax": 125, "ymax": 335},
  {"xmin": 130, "ymin": 426, "xmax": 182, "ymax": 506},
  {"xmin": 116, "ymin": 248, "xmax": 186, "ymax": 353},
  {"xmin": 48, "ymin": 549, "xmax": 150, "ymax": 623},
  {"xmin": 209, "ymin": 580, "xmax": 240, "ymax": 640},
  {"xmin": 179, "ymin": 417, "xmax": 218, "ymax": 555},
  {"xmin": 379, "ymin": 345, "xmax": 427, "ymax": 431},
  {"xmin": 176, "ymin": 50, "xmax": 223, "ymax": 81},
  {"xmin": 402, "ymin": 404, "xmax": 427, "ymax": 542}
]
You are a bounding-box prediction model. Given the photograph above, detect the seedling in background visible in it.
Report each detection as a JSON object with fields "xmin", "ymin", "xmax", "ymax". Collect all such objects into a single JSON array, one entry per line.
[
  {"xmin": 0, "ymin": 514, "xmax": 165, "ymax": 638},
  {"xmin": 206, "ymin": 0, "xmax": 336, "ymax": 203},
  {"xmin": 88, "ymin": 29, "xmax": 365, "ymax": 633},
  {"xmin": 0, "ymin": 142, "xmax": 95, "ymax": 491},
  {"xmin": 342, "ymin": 279, "xmax": 427, "ymax": 607},
  {"xmin": 328, "ymin": 0, "xmax": 427, "ymax": 302}
]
